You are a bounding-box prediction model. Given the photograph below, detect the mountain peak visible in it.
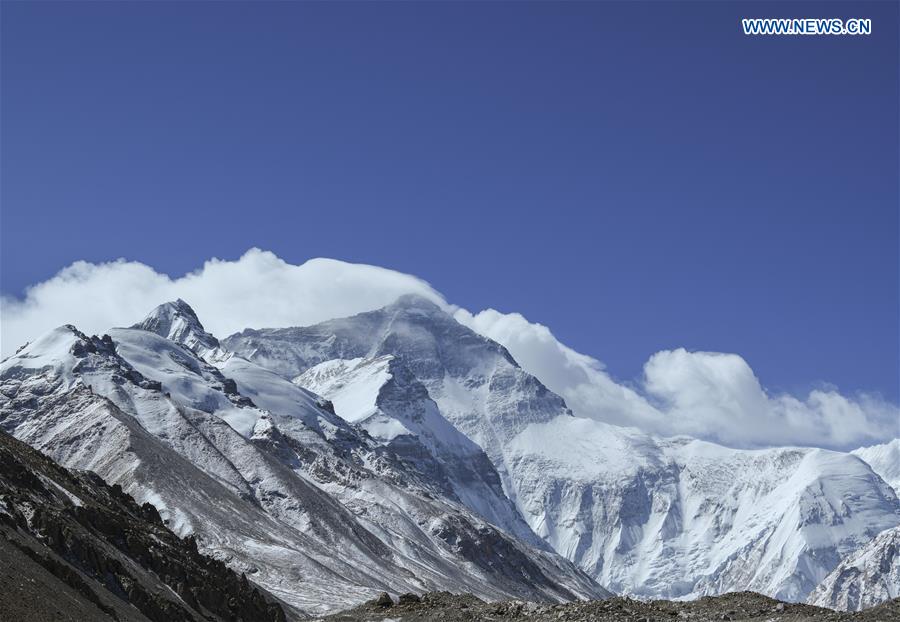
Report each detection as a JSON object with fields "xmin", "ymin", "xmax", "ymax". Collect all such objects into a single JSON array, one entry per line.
[
  {"xmin": 133, "ymin": 299, "xmax": 220, "ymax": 354},
  {"xmin": 388, "ymin": 293, "xmax": 446, "ymax": 314},
  {"xmin": 171, "ymin": 298, "xmax": 200, "ymax": 318},
  {"xmin": 137, "ymin": 298, "xmax": 200, "ymax": 324}
]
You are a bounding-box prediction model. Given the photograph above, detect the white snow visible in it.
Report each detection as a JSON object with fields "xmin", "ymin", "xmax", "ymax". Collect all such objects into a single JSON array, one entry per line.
[
  {"xmin": 0, "ymin": 325, "xmax": 81, "ymax": 387},
  {"xmin": 295, "ymin": 357, "xmax": 391, "ymax": 424},
  {"xmin": 852, "ymin": 439, "xmax": 900, "ymax": 495}
]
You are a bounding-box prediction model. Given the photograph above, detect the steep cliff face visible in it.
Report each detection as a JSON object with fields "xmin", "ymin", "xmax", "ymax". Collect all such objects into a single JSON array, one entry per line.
[{"xmin": 0, "ymin": 429, "xmax": 287, "ymax": 622}]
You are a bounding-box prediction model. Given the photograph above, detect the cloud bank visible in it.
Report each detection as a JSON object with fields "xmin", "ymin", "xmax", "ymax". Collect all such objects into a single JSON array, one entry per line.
[
  {"xmin": 3, "ymin": 249, "xmax": 896, "ymax": 450},
  {"xmin": 456, "ymin": 309, "xmax": 898, "ymax": 449},
  {"xmin": 1, "ymin": 249, "xmax": 445, "ymax": 356}
]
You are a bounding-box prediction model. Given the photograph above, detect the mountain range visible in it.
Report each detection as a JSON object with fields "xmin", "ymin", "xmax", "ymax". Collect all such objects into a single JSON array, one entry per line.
[{"xmin": 1, "ymin": 294, "xmax": 897, "ymax": 616}]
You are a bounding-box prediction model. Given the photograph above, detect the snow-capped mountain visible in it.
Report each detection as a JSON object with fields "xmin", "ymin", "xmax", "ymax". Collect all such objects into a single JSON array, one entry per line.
[
  {"xmin": 808, "ymin": 525, "xmax": 900, "ymax": 611},
  {"xmin": 0, "ymin": 303, "xmax": 608, "ymax": 616},
  {"xmin": 852, "ymin": 440, "xmax": 900, "ymax": 496},
  {"xmin": 4, "ymin": 293, "xmax": 897, "ymax": 612},
  {"xmin": 224, "ymin": 294, "xmax": 900, "ymax": 604}
]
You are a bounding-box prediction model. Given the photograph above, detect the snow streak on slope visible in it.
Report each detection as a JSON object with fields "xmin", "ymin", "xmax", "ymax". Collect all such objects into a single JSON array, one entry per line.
[
  {"xmin": 852, "ymin": 440, "xmax": 900, "ymax": 496},
  {"xmin": 808, "ymin": 525, "xmax": 900, "ymax": 611},
  {"xmin": 1, "ymin": 304, "xmax": 608, "ymax": 615},
  {"xmin": 224, "ymin": 294, "xmax": 900, "ymax": 604}
]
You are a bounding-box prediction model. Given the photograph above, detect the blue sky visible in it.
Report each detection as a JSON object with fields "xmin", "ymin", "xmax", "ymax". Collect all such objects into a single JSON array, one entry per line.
[{"xmin": 2, "ymin": 1, "xmax": 897, "ymax": 401}]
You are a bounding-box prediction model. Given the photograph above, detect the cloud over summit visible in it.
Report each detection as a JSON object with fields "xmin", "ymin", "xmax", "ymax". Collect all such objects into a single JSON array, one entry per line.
[
  {"xmin": 2, "ymin": 249, "xmax": 896, "ymax": 450},
  {"xmin": 1, "ymin": 249, "xmax": 445, "ymax": 356}
]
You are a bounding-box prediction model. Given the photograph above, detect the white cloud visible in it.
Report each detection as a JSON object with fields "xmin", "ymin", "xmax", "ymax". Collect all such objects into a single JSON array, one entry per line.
[
  {"xmin": 2, "ymin": 249, "xmax": 896, "ymax": 450},
  {"xmin": 1, "ymin": 248, "xmax": 445, "ymax": 357},
  {"xmin": 456, "ymin": 310, "xmax": 898, "ymax": 450},
  {"xmin": 642, "ymin": 348, "xmax": 898, "ymax": 448},
  {"xmin": 453, "ymin": 308, "xmax": 666, "ymax": 431}
]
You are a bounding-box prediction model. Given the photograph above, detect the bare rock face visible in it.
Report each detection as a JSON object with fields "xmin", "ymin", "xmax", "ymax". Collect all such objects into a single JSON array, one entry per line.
[{"xmin": 0, "ymin": 429, "xmax": 287, "ymax": 622}]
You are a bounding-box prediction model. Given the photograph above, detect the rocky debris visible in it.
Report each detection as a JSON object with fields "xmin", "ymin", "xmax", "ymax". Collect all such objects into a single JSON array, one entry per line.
[
  {"xmin": 322, "ymin": 591, "xmax": 900, "ymax": 622},
  {"xmin": 0, "ymin": 429, "xmax": 287, "ymax": 622}
]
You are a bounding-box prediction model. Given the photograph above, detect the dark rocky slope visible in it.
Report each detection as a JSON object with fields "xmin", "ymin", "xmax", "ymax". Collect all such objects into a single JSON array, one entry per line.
[{"xmin": 0, "ymin": 429, "xmax": 288, "ymax": 622}]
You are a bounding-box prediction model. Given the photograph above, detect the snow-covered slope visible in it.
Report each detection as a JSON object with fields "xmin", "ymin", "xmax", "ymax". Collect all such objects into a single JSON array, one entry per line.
[
  {"xmin": 852, "ymin": 440, "xmax": 900, "ymax": 496},
  {"xmin": 508, "ymin": 423, "xmax": 900, "ymax": 601},
  {"xmin": 808, "ymin": 525, "xmax": 900, "ymax": 611},
  {"xmin": 224, "ymin": 294, "xmax": 900, "ymax": 603},
  {"xmin": 296, "ymin": 355, "xmax": 545, "ymax": 547},
  {"xmin": 0, "ymin": 306, "xmax": 607, "ymax": 615}
]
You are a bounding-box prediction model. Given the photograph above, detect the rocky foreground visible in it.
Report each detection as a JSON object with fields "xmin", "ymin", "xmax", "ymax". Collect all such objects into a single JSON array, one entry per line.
[
  {"xmin": 321, "ymin": 592, "xmax": 900, "ymax": 622},
  {"xmin": 0, "ymin": 430, "xmax": 288, "ymax": 622}
]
